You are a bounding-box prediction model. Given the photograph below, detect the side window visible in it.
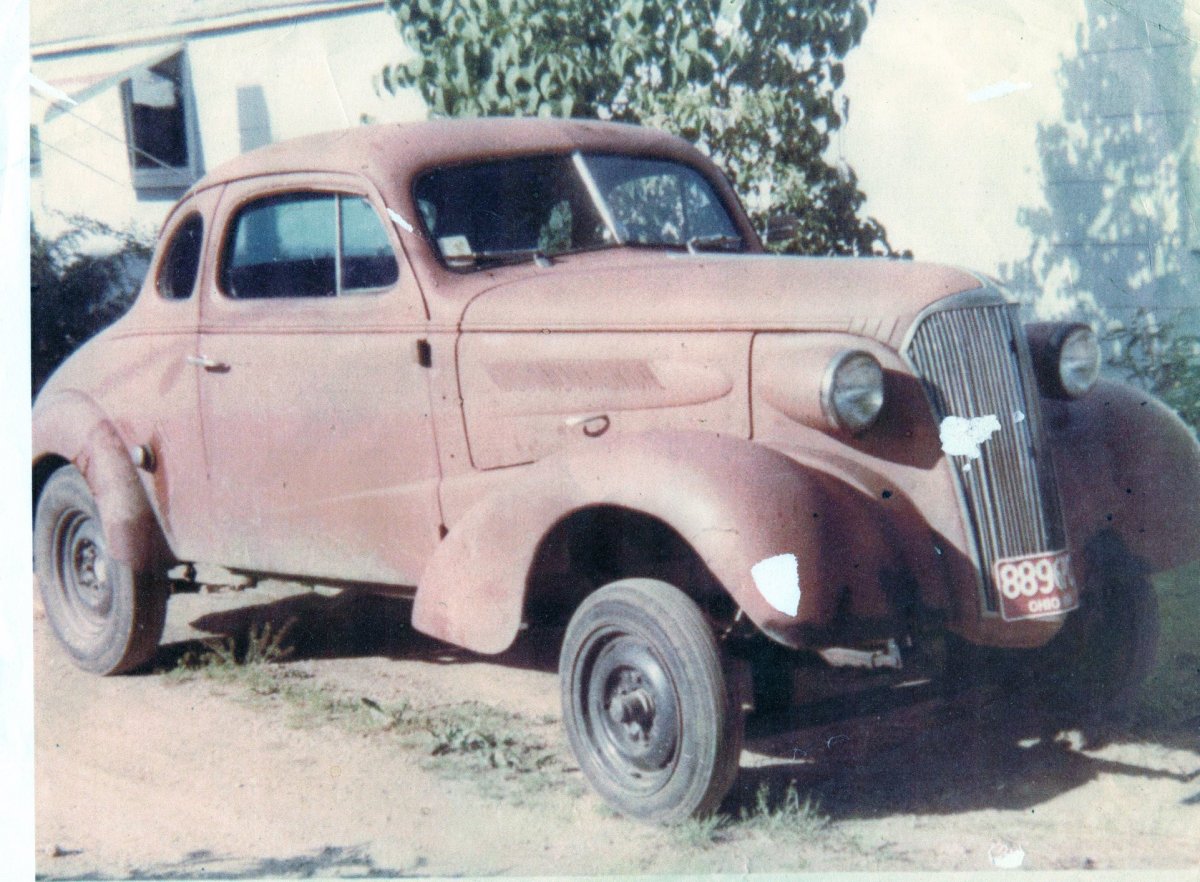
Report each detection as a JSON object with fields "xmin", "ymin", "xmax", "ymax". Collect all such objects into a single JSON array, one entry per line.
[
  {"xmin": 157, "ymin": 213, "xmax": 204, "ymax": 300},
  {"xmin": 341, "ymin": 195, "xmax": 400, "ymax": 291},
  {"xmin": 221, "ymin": 192, "xmax": 398, "ymax": 299}
]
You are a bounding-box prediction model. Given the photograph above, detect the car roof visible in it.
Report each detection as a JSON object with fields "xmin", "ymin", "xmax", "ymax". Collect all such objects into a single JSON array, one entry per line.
[{"xmin": 189, "ymin": 117, "xmax": 702, "ymax": 197}]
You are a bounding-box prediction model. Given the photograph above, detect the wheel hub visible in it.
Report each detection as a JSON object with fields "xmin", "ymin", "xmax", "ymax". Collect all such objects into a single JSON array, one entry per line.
[
  {"xmin": 74, "ymin": 540, "xmax": 103, "ymax": 592},
  {"xmin": 57, "ymin": 511, "xmax": 115, "ymax": 625},
  {"xmin": 584, "ymin": 636, "xmax": 681, "ymax": 779},
  {"xmin": 606, "ymin": 672, "xmax": 656, "ymax": 736}
]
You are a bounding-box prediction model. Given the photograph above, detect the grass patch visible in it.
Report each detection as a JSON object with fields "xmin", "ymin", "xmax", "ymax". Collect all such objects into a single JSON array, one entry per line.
[
  {"xmin": 166, "ymin": 621, "xmax": 572, "ymax": 800},
  {"xmin": 427, "ymin": 703, "xmax": 560, "ymax": 773},
  {"xmin": 1136, "ymin": 561, "xmax": 1200, "ymax": 731},
  {"xmin": 172, "ymin": 618, "xmax": 296, "ymax": 671},
  {"xmin": 670, "ymin": 782, "xmax": 829, "ymax": 849},
  {"xmin": 671, "ymin": 813, "xmax": 730, "ymax": 848},
  {"xmin": 737, "ymin": 781, "xmax": 829, "ymax": 837}
]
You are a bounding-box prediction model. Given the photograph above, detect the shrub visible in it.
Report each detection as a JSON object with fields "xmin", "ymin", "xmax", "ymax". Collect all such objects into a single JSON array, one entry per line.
[
  {"xmin": 1104, "ymin": 310, "xmax": 1200, "ymax": 433},
  {"xmin": 31, "ymin": 219, "xmax": 152, "ymax": 395}
]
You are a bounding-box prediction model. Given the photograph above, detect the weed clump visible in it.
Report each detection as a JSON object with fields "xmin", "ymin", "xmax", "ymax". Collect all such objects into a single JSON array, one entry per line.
[
  {"xmin": 671, "ymin": 813, "xmax": 730, "ymax": 848},
  {"xmin": 426, "ymin": 703, "xmax": 559, "ymax": 773},
  {"xmin": 670, "ymin": 781, "xmax": 828, "ymax": 848},
  {"xmin": 739, "ymin": 781, "xmax": 828, "ymax": 836},
  {"xmin": 174, "ymin": 618, "xmax": 297, "ymax": 671}
]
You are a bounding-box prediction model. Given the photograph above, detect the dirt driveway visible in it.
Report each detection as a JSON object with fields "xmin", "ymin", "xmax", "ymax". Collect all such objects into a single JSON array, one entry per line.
[{"xmin": 35, "ymin": 578, "xmax": 1200, "ymax": 878}]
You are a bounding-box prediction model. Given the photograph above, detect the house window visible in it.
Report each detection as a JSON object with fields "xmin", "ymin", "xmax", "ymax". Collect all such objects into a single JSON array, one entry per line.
[{"xmin": 121, "ymin": 52, "xmax": 201, "ymax": 192}]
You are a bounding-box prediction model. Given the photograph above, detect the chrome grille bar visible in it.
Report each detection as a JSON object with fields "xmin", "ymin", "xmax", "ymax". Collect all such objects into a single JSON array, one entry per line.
[{"xmin": 906, "ymin": 301, "xmax": 1065, "ymax": 612}]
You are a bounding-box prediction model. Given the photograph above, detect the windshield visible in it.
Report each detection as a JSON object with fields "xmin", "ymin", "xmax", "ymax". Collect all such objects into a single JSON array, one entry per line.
[{"xmin": 412, "ymin": 152, "xmax": 746, "ymax": 268}]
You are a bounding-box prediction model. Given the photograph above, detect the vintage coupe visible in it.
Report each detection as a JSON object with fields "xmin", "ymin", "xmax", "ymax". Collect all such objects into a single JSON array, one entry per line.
[{"xmin": 33, "ymin": 119, "xmax": 1200, "ymax": 821}]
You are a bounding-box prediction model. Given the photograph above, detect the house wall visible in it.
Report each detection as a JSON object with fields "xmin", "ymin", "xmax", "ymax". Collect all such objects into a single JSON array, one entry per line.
[
  {"xmin": 32, "ymin": 5, "xmax": 425, "ymax": 239},
  {"xmin": 34, "ymin": 85, "xmax": 143, "ymax": 235},
  {"xmin": 32, "ymin": 0, "xmax": 1200, "ymax": 335},
  {"xmin": 840, "ymin": 0, "xmax": 1200, "ymax": 329}
]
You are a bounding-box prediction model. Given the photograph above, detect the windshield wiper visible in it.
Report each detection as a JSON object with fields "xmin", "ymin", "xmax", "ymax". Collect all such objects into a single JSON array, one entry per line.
[
  {"xmin": 446, "ymin": 247, "xmax": 552, "ymax": 269},
  {"xmin": 686, "ymin": 234, "xmax": 744, "ymax": 254}
]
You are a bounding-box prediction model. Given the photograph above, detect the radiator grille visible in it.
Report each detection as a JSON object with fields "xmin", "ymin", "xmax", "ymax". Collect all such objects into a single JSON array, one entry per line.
[{"xmin": 906, "ymin": 302, "xmax": 1065, "ymax": 612}]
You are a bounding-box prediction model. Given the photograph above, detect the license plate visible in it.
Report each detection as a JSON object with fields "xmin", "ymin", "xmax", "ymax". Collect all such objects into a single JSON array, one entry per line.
[{"xmin": 993, "ymin": 550, "xmax": 1080, "ymax": 621}]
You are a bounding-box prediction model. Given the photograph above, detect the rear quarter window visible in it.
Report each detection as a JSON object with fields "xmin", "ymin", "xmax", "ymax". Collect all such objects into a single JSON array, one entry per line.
[{"xmin": 157, "ymin": 213, "xmax": 204, "ymax": 300}]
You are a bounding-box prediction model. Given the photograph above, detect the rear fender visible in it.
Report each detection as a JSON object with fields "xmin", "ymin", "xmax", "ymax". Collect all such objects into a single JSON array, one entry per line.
[
  {"xmin": 32, "ymin": 390, "xmax": 171, "ymax": 572},
  {"xmin": 413, "ymin": 431, "xmax": 940, "ymax": 654},
  {"xmin": 1046, "ymin": 380, "xmax": 1200, "ymax": 573}
]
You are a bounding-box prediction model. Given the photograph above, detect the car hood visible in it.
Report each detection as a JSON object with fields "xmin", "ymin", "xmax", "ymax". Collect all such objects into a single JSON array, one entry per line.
[{"xmin": 457, "ymin": 252, "xmax": 986, "ymax": 349}]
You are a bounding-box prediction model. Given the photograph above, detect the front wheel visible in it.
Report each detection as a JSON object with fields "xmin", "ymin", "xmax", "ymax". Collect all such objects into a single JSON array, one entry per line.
[
  {"xmin": 1032, "ymin": 534, "xmax": 1159, "ymax": 720},
  {"xmin": 942, "ymin": 536, "xmax": 1159, "ymax": 727},
  {"xmin": 34, "ymin": 465, "xmax": 168, "ymax": 674},
  {"xmin": 559, "ymin": 578, "xmax": 742, "ymax": 822}
]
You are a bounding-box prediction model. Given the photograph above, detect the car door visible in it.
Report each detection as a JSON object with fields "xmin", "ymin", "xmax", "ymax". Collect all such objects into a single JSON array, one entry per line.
[{"xmin": 193, "ymin": 173, "xmax": 441, "ymax": 585}]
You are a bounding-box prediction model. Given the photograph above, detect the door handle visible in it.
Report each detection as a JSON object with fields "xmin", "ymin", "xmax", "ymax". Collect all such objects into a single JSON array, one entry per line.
[
  {"xmin": 186, "ymin": 354, "xmax": 230, "ymax": 372},
  {"xmin": 565, "ymin": 413, "xmax": 611, "ymax": 437}
]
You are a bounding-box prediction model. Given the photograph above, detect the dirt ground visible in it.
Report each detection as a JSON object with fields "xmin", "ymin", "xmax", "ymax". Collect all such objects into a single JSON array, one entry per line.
[{"xmin": 34, "ymin": 579, "xmax": 1200, "ymax": 878}]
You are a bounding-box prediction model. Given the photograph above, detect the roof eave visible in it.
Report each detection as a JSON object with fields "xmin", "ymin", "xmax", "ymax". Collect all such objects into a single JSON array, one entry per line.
[{"xmin": 32, "ymin": 0, "xmax": 383, "ymax": 60}]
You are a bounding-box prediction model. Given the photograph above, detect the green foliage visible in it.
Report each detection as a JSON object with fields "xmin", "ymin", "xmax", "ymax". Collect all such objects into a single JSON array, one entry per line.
[
  {"xmin": 671, "ymin": 781, "xmax": 827, "ymax": 848},
  {"xmin": 31, "ymin": 220, "xmax": 152, "ymax": 395},
  {"xmin": 426, "ymin": 702, "xmax": 559, "ymax": 773},
  {"xmin": 381, "ymin": 0, "xmax": 901, "ymax": 256},
  {"xmin": 1105, "ymin": 310, "xmax": 1200, "ymax": 432},
  {"xmin": 1137, "ymin": 562, "xmax": 1200, "ymax": 731},
  {"xmin": 738, "ymin": 781, "xmax": 828, "ymax": 836},
  {"xmin": 671, "ymin": 812, "xmax": 730, "ymax": 848},
  {"xmin": 170, "ymin": 639, "xmax": 569, "ymax": 792},
  {"xmin": 175, "ymin": 619, "xmax": 297, "ymax": 671}
]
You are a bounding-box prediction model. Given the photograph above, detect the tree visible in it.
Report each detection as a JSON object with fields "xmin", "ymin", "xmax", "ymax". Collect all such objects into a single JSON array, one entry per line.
[{"xmin": 381, "ymin": 0, "xmax": 902, "ymax": 256}]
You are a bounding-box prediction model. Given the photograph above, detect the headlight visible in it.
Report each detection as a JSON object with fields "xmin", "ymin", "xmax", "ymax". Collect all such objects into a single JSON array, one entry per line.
[
  {"xmin": 821, "ymin": 350, "xmax": 885, "ymax": 434},
  {"xmin": 1027, "ymin": 322, "xmax": 1100, "ymax": 399},
  {"xmin": 1058, "ymin": 325, "xmax": 1100, "ymax": 398}
]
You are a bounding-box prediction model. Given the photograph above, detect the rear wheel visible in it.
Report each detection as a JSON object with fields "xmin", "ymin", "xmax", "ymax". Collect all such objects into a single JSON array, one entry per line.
[
  {"xmin": 34, "ymin": 465, "xmax": 168, "ymax": 674},
  {"xmin": 559, "ymin": 578, "xmax": 742, "ymax": 822}
]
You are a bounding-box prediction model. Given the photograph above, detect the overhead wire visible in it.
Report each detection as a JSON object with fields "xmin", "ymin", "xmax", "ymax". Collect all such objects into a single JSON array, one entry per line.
[
  {"xmin": 45, "ymin": 100, "xmax": 180, "ymax": 172},
  {"xmin": 31, "ymin": 132, "xmax": 128, "ymax": 188}
]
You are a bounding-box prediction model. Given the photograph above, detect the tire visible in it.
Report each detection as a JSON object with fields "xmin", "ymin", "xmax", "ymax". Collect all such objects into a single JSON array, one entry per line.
[
  {"xmin": 1031, "ymin": 533, "xmax": 1159, "ymax": 720},
  {"xmin": 34, "ymin": 465, "xmax": 168, "ymax": 675},
  {"xmin": 559, "ymin": 578, "xmax": 743, "ymax": 822}
]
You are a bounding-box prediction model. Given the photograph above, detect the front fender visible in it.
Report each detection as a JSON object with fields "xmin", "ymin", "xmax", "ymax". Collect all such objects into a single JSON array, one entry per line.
[
  {"xmin": 413, "ymin": 431, "xmax": 937, "ymax": 654},
  {"xmin": 1047, "ymin": 379, "xmax": 1200, "ymax": 573},
  {"xmin": 33, "ymin": 389, "xmax": 171, "ymax": 572}
]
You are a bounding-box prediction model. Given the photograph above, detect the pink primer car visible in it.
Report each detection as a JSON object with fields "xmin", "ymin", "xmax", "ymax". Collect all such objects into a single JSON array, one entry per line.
[{"xmin": 32, "ymin": 118, "xmax": 1200, "ymax": 821}]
